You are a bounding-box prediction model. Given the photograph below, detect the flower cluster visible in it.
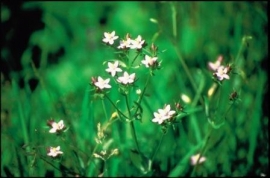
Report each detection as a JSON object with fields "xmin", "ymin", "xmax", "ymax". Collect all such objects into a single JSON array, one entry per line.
[
  {"xmin": 208, "ymin": 55, "xmax": 231, "ymax": 81},
  {"xmin": 152, "ymin": 104, "xmax": 176, "ymax": 125},
  {"xmin": 92, "ymin": 31, "xmax": 161, "ymax": 93}
]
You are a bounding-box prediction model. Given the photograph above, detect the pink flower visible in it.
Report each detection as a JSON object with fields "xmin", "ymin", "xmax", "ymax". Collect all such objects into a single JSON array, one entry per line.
[
  {"xmin": 190, "ymin": 153, "xmax": 206, "ymax": 165},
  {"xmin": 102, "ymin": 31, "xmax": 119, "ymax": 45}
]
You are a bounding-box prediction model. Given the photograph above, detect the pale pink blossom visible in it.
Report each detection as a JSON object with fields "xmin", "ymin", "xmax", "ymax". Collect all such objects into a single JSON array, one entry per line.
[
  {"xmin": 47, "ymin": 146, "xmax": 63, "ymax": 157},
  {"xmin": 105, "ymin": 61, "xmax": 122, "ymax": 77},
  {"xmin": 102, "ymin": 31, "xmax": 119, "ymax": 45}
]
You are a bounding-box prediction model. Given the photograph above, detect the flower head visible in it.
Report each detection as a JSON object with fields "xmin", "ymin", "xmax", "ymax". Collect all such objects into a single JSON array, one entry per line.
[
  {"xmin": 214, "ymin": 65, "xmax": 230, "ymax": 81},
  {"xmin": 94, "ymin": 76, "xmax": 111, "ymax": 90},
  {"xmin": 130, "ymin": 35, "xmax": 145, "ymax": 49},
  {"xmin": 152, "ymin": 104, "xmax": 176, "ymax": 124},
  {"xmin": 102, "ymin": 31, "xmax": 119, "ymax": 45},
  {"xmin": 190, "ymin": 153, "xmax": 206, "ymax": 165},
  {"xmin": 118, "ymin": 34, "xmax": 132, "ymax": 49},
  {"xmin": 48, "ymin": 120, "xmax": 65, "ymax": 133},
  {"xmin": 105, "ymin": 61, "xmax": 122, "ymax": 77},
  {"xmin": 141, "ymin": 55, "xmax": 158, "ymax": 68},
  {"xmin": 47, "ymin": 146, "xmax": 63, "ymax": 157},
  {"xmin": 117, "ymin": 72, "xmax": 136, "ymax": 85},
  {"xmin": 208, "ymin": 55, "xmax": 223, "ymax": 72}
]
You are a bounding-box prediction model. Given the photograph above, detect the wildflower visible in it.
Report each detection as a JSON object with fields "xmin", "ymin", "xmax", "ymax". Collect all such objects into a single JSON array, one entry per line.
[
  {"xmin": 105, "ymin": 61, "xmax": 122, "ymax": 77},
  {"xmin": 208, "ymin": 55, "xmax": 223, "ymax": 72},
  {"xmin": 47, "ymin": 146, "xmax": 63, "ymax": 157},
  {"xmin": 118, "ymin": 34, "xmax": 132, "ymax": 49},
  {"xmin": 152, "ymin": 111, "xmax": 165, "ymax": 125},
  {"xmin": 117, "ymin": 71, "xmax": 136, "ymax": 85},
  {"xmin": 152, "ymin": 104, "xmax": 176, "ymax": 124},
  {"xmin": 48, "ymin": 120, "xmax": 65, "ymax": 133},
  {"xmin": 102, "ymin": 31, "xmax": 119, "ymax": 45},
  {"xmin": 130, "ymin": 35, "xmax": 145, "ymax": 49},
  {"xmin": 94, "ymin": 76, "xmax": 111, "ymax": 90},
  {"xmin": 214, "ymin": 65, "xmax": 230, "ymax": 81},
  {"xmin": 141, "ymin": 55, "xmax": 158, "ymax": 68},
  {"xmin": 190, "ymin": 153, "xmax": 206, "ymax": 165}
]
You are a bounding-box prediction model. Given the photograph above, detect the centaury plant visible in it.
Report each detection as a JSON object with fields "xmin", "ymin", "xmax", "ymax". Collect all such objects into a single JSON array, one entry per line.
[{"xmin": 1, "ymin": 1, "xmax": 268, "ymax": 177}]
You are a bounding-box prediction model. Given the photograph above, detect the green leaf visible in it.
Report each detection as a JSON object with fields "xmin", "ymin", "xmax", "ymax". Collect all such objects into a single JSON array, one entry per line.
[{"xmin": 129, "ymin": 150, "xmax": 149, "ymax": 174}]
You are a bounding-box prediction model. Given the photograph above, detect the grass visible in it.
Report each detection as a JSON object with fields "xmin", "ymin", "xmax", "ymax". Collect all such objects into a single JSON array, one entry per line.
[{"xmin": 1, "ymin": 1, "xmax": 268, "ymax": 177}]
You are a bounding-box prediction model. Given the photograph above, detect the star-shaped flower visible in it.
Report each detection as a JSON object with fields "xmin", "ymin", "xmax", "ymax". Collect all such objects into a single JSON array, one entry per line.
[
  {"xmin": 208, "ymin": 55, "xmax": 223, "ymax": 72},
  {"xmin": 118, "ymin": 38, "xmax": 132, "ymax": 49},
  {"xmin": 102, "ymin": 31, "xmax": 119, "ymax": 45},
  {"xmin": 48, "ymin": 120, "xmax": 65, "ymax": 133},
  {"xmin": 130, "ymin": 35, "xmax": 145, "ymax": 49},
  {"xmin": 152, "ymin": 104, "xmax": 176, "ymax": 124},
  {"xmin": 94, "ymin": 77, "xmax": 111, "ymax": 90},
  {"xmin": 190, "ymin": 153, "xmax": 206, "ymax": 165},
  {"xmin": 141, "ymin": 55, "xmax": 158, "ymax": 68},
  {"xmin": 105, "ymin": 61, "xmax": 122, "ymax": 77},
  {"xmin": 214, "ymin": 65, "xmax": 230, "ymax": 81},
  {"xmin": 117, "ymin": 71, "xmax": 136, "ymax": 85},
  {"xmin": 47, "ymin": 146, "xmax": 63, "ymax": 157}
]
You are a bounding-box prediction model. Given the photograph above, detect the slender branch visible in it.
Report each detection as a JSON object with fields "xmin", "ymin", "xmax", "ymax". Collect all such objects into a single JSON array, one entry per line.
[
  {"xmin": 104, "ymin": 94, "xmax": 128, "ymax": 119},
  {"xmin": 190, "ymin": 125, "xmax": 213, "ymax": 177},
  {"xmin": 101, "ymin": 99, "xmax": 108, "ymax": 121},
  {"xmin": 150, "ymin": 132, "xmax": 165, "ymax": 162}
]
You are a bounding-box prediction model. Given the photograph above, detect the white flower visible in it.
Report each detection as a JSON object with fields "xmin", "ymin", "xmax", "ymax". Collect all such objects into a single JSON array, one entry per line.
[
  {"xmin": 94, "ymin": 77, "xmax": 111, "ymax": 90},
  {"xmin": 190, "ymin": 153, "xmax": 206, "ymax": 165},
  {"xmin": 47, "ymin": 146, "xmax": 63, "ymax": 157},
  {"xmin": 102, "ymin": 31, "xmax": 119, "ymax": 45},
  {"xmin": 214, "ymin": 65, "xmax": 230, "ymax": 81},
  {"xmin": 163, "ymin": 105, "xmax": 176, "ymax": 119},
  {"xmin": 118, "ymin": 38, "xmax": 132, "ymax": 49},
  {"xmin": 130, "ymin": 35, "xmax": 145, "ymax": 49},
  {"xmin": 208, "ymin": 55, "xmax": 223, "ymax": 72},
  {"xmin": 141, "ymin": 55, "xmax": 158, "ymax": 68},
  {"xmin": 49, "ymin": 120, "xmax": 65, "ymax": 133},
  {"xmin": 105, "ymin": 61, "xmax": 122, "ymax": 77},
  {"xmin": 152, "ymin": 104, "xmax": 176, "ymax": 124},
  {"xmin": 117, "ymin": 72, "xmax": 136, "ymax": 85},
  {"xmin": 152, "ymin": 111, "xmax": 165, "ymax": 124}
]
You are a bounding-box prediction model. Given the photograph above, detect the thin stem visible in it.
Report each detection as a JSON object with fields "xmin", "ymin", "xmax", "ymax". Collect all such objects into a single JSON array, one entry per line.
[
  {"xmin": 131, "ymin": 51, "xmax": 141, "ymax": 66},
  {"xmin": 134, "ymin": 74, "xmax": 150, "ymax": 116},
  {"xmin": 130, "ymin": 121, "xmax": 141, "ymax": 154},
  {"xmin": 104, "ymin": 94, "xmax": 128, "ymax": 119},
  {"xmin": 171, "ymin": 41, "xmax": 204, "ymax": 105},
  {"xmin": 190, "ymin": 125, "xmax": 213, "ymax": 177},
  {"xmin": 150, "ymin": 132, "xmax": 165, "ymax": 162},
  {"xmin": 102, "ymin": 99, "xmax": 108, "ymax": 121},
  {"xmin": 124, "ymin": 88, "xmax": 141, "ymax": 155},
  {"xmin": 125, "ymin": 94, "xmax": 131, "ymax": 117},
  {"xmin": 170, "ymin": 2, "xmax": 177, "ymax": 39}
]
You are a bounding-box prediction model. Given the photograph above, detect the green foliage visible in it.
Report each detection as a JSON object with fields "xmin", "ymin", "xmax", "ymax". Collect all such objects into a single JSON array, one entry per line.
[{"xmin": 1, "ymin": 1, "xmax": 268, "ymax": 177}]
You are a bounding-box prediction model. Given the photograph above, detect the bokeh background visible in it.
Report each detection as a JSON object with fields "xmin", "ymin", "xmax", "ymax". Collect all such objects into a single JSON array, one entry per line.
[{"xmin": 1, "ymin": 1, "xmax": 268, "ymax": 177}]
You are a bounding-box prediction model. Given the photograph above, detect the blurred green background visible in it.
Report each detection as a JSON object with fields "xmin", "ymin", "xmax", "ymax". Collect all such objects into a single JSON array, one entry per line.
[{"xmin": 1, "ymin": 1, "xmax": 268, "ymax": 177}]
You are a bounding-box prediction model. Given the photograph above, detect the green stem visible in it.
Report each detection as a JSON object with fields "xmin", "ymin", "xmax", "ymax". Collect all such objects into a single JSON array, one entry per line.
[
  {"xmin": 102, "ymin": 99, "xmax": 108, "ymax": 121},
  {"xmin": 150, "ymin": 132, "xmax": 165, "ymax": 167},
  {"xmin": 125, "ymin": 94, "xmax": 131, "ymax": 117},
  {"xmin": 171, "ymin": 41, "xmax": 203, "ymax": 105},
  {"xmin": 131, "ymin": 51, "xmax": 141, "ymax": 66},
  {"xmin": 104, "ymin": 94, "xmax": 128, "ymax": 119},
  {"xmin": 170, "ymin": 2, "xmax": 177, "ymax": 39},
  {"xmin": 130, "ymin": 121, "xmax": 141, "ymax": 154},
  {"xmin": 125, "ymin": 89, "xmax": 141, "ymax": 155},
  {"xmin": 134, "ymin": 74, "xmax": 150, "ymax": 116},
  {"xmin": 190, "ymin": 125, "xmax": 213, "ymax": 177}
]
